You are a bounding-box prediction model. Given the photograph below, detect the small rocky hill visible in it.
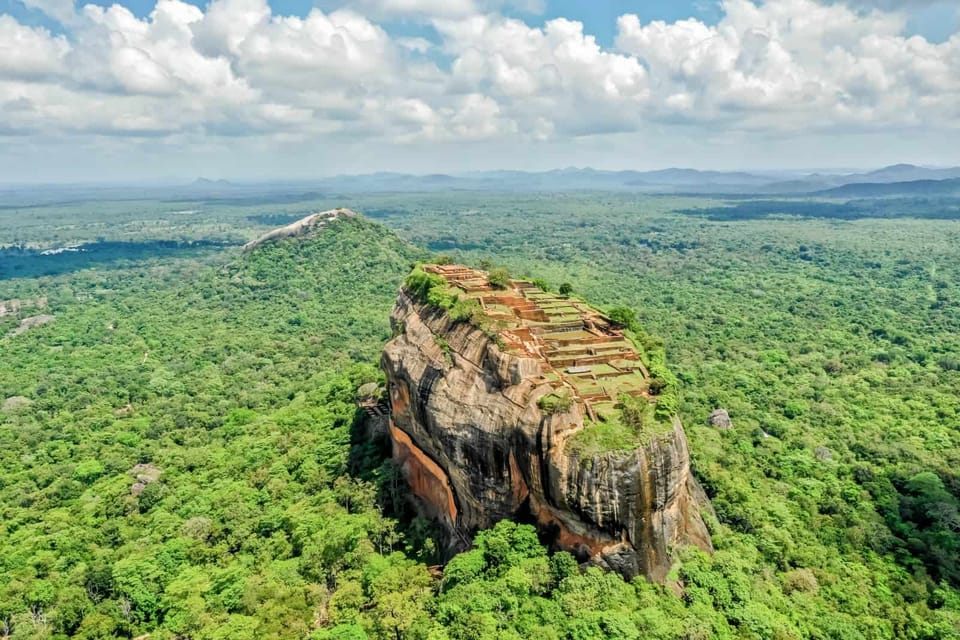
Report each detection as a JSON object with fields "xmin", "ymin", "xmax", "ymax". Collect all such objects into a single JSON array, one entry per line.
[
  {"xmin": 229, "ymin": 209, "xmax": 426, "ymax": 366},
  {"xmin": 382, "ymin": 264, "xmax": 712, "ymax": 581},
  {"xmin": 243, "ymin": 208, "xmax": 357, "ymax": 252}
]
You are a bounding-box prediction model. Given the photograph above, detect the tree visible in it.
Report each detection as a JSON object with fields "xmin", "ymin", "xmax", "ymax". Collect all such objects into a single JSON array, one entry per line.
[
  {"xmin": 616, "ymin": 393, "xmax": 646, "ymax": 433},
  {"xmin": 488, "ymin": 268, "xmax": 511, "ymax": 289},
  {"xmin": 312, "ymin": 624, "xmax": 369, "ymax": 640},
  {"xmin": 550, "ymin": 552, "xmax": 579, "ymax": 585},
  {"xmin": 558, "ymin": 283, "xmax": 573, "ymax": 297},
  {"xmin": 364, "ymin": 553, "xmax": 433, "ymax": 640},
  {"xmin": 607, "ymin": 306, "xmax": 638, "ymax": 332},
  {"xmin": 532, "ymin": 278, "xmax": 552, "ymax": 292}
]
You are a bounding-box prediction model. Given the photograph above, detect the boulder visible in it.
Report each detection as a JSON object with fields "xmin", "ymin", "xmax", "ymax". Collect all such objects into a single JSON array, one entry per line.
[
  {"xmin": 708, "ymin": 408, "xmax": 733, "ymax": 429},
  {"xmin": 129, "ymin": 463, "xmax": 161, "ymax": 495}
]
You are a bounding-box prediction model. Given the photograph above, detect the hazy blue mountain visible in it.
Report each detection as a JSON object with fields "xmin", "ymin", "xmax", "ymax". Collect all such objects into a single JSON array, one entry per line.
[
  {"xmin": 858, "ymin": 164, "xmax": 960, "ymax": 183},
  {"xmin": 320, "ymin": 165, "xmax": 960, "ymax": 193},
  {"xmin": 625, "ymin": 168, "xmax": 774, "ymax": 186},
  {"xmin": 5, "ymin": 165, "xmax": 960, "ymax": 206},
  {"xmin": 191, "ymin": 178, "xmax": 235, "ymax": 187},
  {"xmin": 760, "ymin": 164, "xmax": 960, "ymax": 194},
  {"xmin": 815, "ymin": 177, "xmax": 960, "ymax": 198}
]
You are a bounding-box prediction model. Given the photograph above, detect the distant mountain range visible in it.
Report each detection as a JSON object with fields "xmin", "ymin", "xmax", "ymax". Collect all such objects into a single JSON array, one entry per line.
[
  {"xmin": 757, "ymin": 164, "xmax": 960, "ymax": 194},
  {"xmin": 296, "ymin": 164, "xmax": 960, "ymax": 195},
  {"xmin": 238, "ymin": 164, "xmax": 960, "ymax": 197},
  {"xmin": 5, "ymin": 165, "xmax": 960, "ymax": 207},
  {"xmin": 302, "ymin": 167, "xmax": 787, "ymax": 192},
  {"xmin": 814, "ymin": 177, "xmax": 960, "ymax": 198}
]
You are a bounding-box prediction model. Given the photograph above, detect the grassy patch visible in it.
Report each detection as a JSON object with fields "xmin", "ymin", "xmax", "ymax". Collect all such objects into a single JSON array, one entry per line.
[
  {"xmin": 568, "ymin": 400, "xmax": 674, "ymax": 455},
  {"xmin": 538, "ymin": 390, "xmax": 574, "ymax": 414}
]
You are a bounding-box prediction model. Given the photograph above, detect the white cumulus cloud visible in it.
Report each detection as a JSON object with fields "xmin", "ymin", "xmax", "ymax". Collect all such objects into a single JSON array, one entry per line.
[
  {"xmin": 436, "ymin": 15, "xmax": 649, "ymax": 135},
  {"xmin": 615, "ymin": 0, "xmax": 960, "ymax": 130},
  {"xmin": 0, "ymin": 0, "xmax": 957, "ymax": 173},
  {"xmin": 0, "ymin": 16, "xmax": 70, "ymax": 79}
]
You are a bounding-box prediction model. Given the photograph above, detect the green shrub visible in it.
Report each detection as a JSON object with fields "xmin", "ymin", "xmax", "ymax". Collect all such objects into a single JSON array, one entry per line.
[
  {"xmin": 449, "ymin": 298, "xmax": 483, "ymax": 324},
  {"xmin": 538, "ymin": 390, "xmax": 573, "ymax": 415},
  {"xmin": 615, "ymin": 394, "xmax": 646, "ymax": 432},
  {"xmin": 783, "ymin": 400, "xmax": 806, "ymax": 419},
  {"xmin": 607, "ymin": 306, "xmax": 639, "ymax": 331},
  {"xmin": 73, "ymin": 460, "xmax": 106, "ymax": 484},
  {"xmin": 488, "ymin": 268, "xmax": 511, "ymax": 289},
  {"xmin": 404, "ymin": 265, "xmax": 444, "ymax": 301},
  {"xmin": 426, "ymin": 284, "xmax": 456, "ymax": 309},
  {"xmin": 782, "ymin": 569, "xmax": 819, "ymax": 595},
  {"xmin": 532, "ymin": 278, "xmax": 552, "ymax": 292}
]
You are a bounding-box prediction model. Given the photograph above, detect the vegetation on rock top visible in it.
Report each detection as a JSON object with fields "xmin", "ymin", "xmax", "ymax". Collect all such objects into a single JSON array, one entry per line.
[{"xmin": 404, "ymin": 263, "xmax": 684, "ymax": 454}]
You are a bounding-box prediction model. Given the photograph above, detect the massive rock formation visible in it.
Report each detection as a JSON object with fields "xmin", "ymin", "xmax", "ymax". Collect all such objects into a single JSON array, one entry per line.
[{"xmin": 382, "ymin": 265, "xmax": 712, "ymax": 581}]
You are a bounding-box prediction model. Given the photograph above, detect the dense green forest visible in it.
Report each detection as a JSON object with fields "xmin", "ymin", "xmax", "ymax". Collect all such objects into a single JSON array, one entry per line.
[{"xmin": 1, "ymin": 194, "xmax": 959, "ymax": 639}]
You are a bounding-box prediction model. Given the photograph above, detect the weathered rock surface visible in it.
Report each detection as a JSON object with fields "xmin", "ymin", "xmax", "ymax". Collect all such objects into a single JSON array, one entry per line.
[
  {"xmin": 382, "ymin": 291, "xmax": 713, "ymax": 581},
  {"xmin": 709, "ymin": 408, "xmax": 733, "ymax": 429},
  {"xmin": 243, "ymin": 208, "xmax": 357, "ymax": 252},
  {"xmin": 0, "ymin": 297, "xmax": 47, "ymax": 317},
  {"xmin": 130, "ymin": 463, "xmax": 162, "ymax": 496},
  {"xmin": 8, "ymin": 314, "xmax": 55, "ymax": 337},
  {"xmin": 2, "ymin": 396, "xmax": 32, "ymax": 413}
]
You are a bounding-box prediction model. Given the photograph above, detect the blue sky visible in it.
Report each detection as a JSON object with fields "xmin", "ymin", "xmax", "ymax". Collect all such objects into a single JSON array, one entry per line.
[
  {"xmin": 0, "ymin": 0, "xmax": 734, "ymax": 50},
  {"xmin": 7, "ymin": 0, "xmax": 957, "ymax": 41},
  {"xmin": 0, "ymin": 0, "xmax": 959, "ymax": 182}
]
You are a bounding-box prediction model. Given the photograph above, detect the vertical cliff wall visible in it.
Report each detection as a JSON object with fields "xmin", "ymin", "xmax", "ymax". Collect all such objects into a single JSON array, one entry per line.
[{"xmin": 381, "ymin": 266, "xmax": 712, "ymax": 581}]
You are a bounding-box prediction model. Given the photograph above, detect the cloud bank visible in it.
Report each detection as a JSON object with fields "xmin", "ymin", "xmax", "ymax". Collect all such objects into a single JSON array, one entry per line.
[{"xmin": 0, "ymin": 0, "xmax": 958, "ymax": 177}]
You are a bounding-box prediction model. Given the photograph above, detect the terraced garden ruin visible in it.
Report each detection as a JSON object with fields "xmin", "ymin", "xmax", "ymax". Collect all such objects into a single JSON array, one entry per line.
[{"xmin": 420, "ymin": 264, "xmax": 661, "ymax": 433}]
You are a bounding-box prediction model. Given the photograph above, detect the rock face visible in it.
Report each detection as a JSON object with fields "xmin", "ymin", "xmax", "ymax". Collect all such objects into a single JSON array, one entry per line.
[{"xmin": 382, "ymin": 268, "xmax": 712, "ymax": 581}]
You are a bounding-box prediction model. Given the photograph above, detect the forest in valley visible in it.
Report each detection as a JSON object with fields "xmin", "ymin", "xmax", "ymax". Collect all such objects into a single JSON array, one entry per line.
[{"xmin": 1, "ymin": 192, "xmax": 958, "ymax": 639}]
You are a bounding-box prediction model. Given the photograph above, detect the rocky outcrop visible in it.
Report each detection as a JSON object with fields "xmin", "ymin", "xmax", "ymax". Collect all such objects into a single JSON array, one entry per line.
[
  {"xmin": 243, "ymin": 209, "xmax": 357, "ymax": 252},
  {"xmin": 709, "ymin": 408, "xmax": 733, "ymax": 429},
  {"xmin": 2, "ymin": 396, "xmax": 32, "ymax": 414},
  {"xmin": 0, "ymin": 297, "xmax": 46, "ymax": 317},
  {"xmin": 382, "ymin": 281, "xmax": 713, "ymax": 581},
  {"xmin": 8, "ymin": 314, "xmax": 55, "ymax": 337},
  {"xmin": 129, "ymin": 463, "xmax": 161, "ymax": 496}
]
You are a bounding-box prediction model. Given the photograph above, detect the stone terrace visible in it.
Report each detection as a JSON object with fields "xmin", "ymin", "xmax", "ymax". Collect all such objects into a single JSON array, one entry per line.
[{"xmin": 423, "ymin": 264, "xmax": 651, "ymax": 420}]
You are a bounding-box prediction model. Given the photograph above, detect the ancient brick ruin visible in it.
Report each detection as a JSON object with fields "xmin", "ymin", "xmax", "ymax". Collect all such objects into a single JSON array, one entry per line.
[{"xmin": 422, "ymin": 264, "xmax": 651, "ymax": 423}]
